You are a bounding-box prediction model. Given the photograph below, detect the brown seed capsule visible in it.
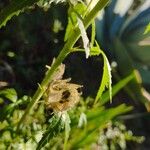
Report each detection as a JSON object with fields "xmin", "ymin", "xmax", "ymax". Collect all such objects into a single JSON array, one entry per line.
[
  {"xmin": 45, "ymin": 61, "xmax": 82, "ymax": 112},
  {"xmin": 45, "ymin": 79, "xmax": 82, "ymax": 112}
]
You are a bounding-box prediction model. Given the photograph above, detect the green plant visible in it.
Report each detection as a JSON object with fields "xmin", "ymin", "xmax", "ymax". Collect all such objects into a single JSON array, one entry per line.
[{"xmin": 0, "ymin": 0, "xmax": 145, "ymax": 149}]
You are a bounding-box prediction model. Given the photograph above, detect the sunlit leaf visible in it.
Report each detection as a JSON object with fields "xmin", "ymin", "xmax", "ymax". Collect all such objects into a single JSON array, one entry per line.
[
  {"xmin": 0, "ymin": 88, "xmax": 17, "ymax": 103},
  {"xmin": 78, "ymin": 17, "xmax": 90, "ymax": 58},
  {"xmin": 0, "ymin": 0, "xmax": 39, "ymax": 28},
  {"xmin": 94, "ymin": 42, "xmax": 112, "ymax": 103},
  {"xmin": 90, "ymin": 46, "xmax": 101, "ymax": 56}
]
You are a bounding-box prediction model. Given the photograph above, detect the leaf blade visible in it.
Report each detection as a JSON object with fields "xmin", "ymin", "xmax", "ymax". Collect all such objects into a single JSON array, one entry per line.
[
  {"xmin": 78, "ymin": 17, "xmax": 90, "ymax": 59},
  {"xmin": 0, "ymin": 0, "xmax": 39, "ymax": 28},
  {"xmin": 94, "ymin": 42, "xmax": 112, "ymax": 103}
]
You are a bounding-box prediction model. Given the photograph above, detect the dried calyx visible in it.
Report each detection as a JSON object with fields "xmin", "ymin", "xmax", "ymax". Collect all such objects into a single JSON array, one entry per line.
[{"xmin": 45, "ymin": 60, "xmax": 82, "ymax": 112}]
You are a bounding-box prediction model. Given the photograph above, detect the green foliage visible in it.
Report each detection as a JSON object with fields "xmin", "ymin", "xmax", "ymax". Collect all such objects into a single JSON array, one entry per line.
[
  {"xmin": 0, "ymin": 91, "xmax": 136, "ymax": 150},
  {"xmin": 36, "ymin": 114, "xmax": 62, "ymax": 150},
  {"xmin": 67, "ymin": 104, "xmax": 132, "ymax": 149},
  {"xmin": 94, "ymin": 42, "xmax": 112, "ymax": 103},
  {"xmin": 0, "ymin": 90, "xmax": 30, "ymax": 121},
  {"xmin": 64, "ymin": 2, "xmax": 87, "ymax": 41},
  {"xmin": 0, "ymin": 0, "xmax": 39, "ymax": 28},
  {"xmin": 0, "ymin": 84, "xmax": 143, "ymax": 149},
  {"xmin": 0, "ymin": 103, "xmax": 46, "ymax": 149},
  {"xmin": 0, "ymin": 0, "xmax": 146, "ymax": 149},
  {"xmin": 37, "ymin": 0, "xmax": 68, "ymax": 11},
  {"xmin": 0, "ymin": 88, "xmax": 17, "ymax": 103}
]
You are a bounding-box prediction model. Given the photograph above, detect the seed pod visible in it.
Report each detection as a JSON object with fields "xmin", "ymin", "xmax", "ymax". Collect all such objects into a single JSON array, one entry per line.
[
  {"xmin": 45, "ymin": 61, "xmax": 82, "ymax": 112},
  {"xmin": 46, "ymin": 79, "xmax": 82, "ymax": 112}
]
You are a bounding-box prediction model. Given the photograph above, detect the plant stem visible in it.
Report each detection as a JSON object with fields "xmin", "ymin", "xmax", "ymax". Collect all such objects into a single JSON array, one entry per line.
[{"xmin": 17, "ymin": 0, "xmax": 110, "ymax": 130}]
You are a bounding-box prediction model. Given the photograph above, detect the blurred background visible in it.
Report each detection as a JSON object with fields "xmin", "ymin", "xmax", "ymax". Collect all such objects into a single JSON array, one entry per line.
[{"xmin": 0, "ymin": 0, "xmax": 150, "ymax": 149}]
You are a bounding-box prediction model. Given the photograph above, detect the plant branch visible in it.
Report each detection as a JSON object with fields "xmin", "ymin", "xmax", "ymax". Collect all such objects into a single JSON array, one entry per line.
[{"xmin": 17, "ymin": 0, "xmax": 110, "ymax": 130}]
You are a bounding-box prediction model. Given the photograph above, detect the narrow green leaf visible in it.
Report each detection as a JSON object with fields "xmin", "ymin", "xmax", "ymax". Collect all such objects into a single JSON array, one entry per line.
[
  {"xmin": 78, "ymin": 17, "xmax": 90, "ymax": 58},
  {"xmin": 95, "ymin": 42, "xmax": 112, "ymax": 103},
  {"xmin": 0, "ymin": 0, "xmax": 39, "ymax": 28},
  {"xmin": 100, "ymin": 72, "xmax": 134, "ymax": 105}
]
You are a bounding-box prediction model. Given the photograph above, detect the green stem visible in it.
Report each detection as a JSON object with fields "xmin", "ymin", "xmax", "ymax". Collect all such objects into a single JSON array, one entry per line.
[{"xmin": 17, "ymin": 0, "xmax": 109, "ymax": 130}]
